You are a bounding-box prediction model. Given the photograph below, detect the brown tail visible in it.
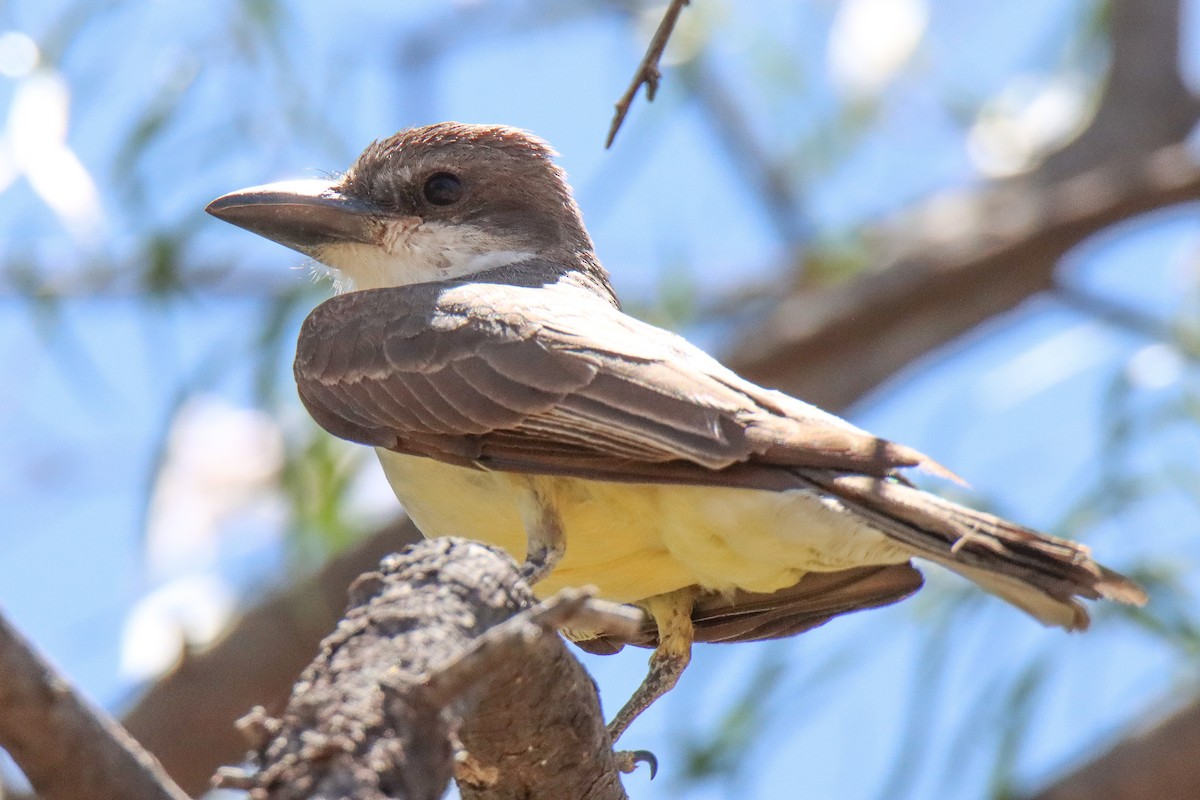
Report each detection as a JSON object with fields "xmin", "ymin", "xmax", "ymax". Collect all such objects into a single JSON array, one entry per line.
[{"xmin": 802, "ymin": 471, "xmax": 1147, "ymax": 630}]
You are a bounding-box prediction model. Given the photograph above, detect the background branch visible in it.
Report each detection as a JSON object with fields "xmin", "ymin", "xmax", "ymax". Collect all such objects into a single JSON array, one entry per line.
[
  {"xmin": 1027, "ymin": 697, "xmax": 1200, "ymax": 800},
  {"xmin": 731, "ymin": 143, "xmax": 1200, "ymax": 407},
  {"xmin": 733, "ymin": 0, "xmax": 1199, "ymax": 404},
  {"xmin": 0, "ymin": 610, "xmax": 188, "ymax": 800},
  {"xmin": 680, "ymin": 56, "xmax": 809, "ymax": 245},
  {"xmin": 1036, "ymin": 0, "xmax": 1198, "ymax": 182}
]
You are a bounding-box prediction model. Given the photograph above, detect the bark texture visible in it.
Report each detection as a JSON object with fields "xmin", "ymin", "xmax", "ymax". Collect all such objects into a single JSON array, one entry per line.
[
  {"xmin": 213, "ymin": 538, "xmax": 630, "ymax": 800},
  {"xmin": 122, "ymin": 518, "xmax": 422, "ymax": 794},
  {"xmin": 0, "ymin": 612, "xmax": 188, "ymax": 800}
]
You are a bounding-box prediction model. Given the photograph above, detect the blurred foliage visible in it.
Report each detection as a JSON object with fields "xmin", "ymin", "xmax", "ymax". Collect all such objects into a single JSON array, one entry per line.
[
  {"xmin": 279, "ymin": 428, "xmax": 364, "ymax": 564},
  {"xmin": 673, "ymin": 651, "xmax": 788, "ymax": 790}
]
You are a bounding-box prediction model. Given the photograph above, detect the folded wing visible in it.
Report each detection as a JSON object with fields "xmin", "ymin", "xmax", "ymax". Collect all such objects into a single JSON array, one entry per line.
[
  {"xmin": 294, "ymin": 276, "xmax": 1147, "ymax": 631},
  {"xmin": 294, "ymin": 278, "xmax": 939, "ymax": 479}
]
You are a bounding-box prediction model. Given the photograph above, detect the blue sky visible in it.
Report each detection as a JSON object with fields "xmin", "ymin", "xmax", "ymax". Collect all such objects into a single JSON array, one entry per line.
[{"xmin": 0, "ymin": 1, "xmax": 1196, "ymax": 797}]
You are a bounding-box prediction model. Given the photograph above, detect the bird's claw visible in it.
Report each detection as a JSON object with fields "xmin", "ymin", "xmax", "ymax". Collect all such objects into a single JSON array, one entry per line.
[{"xmin": 614, "ymin": 749, "xmax": 658, "ymax": 778}]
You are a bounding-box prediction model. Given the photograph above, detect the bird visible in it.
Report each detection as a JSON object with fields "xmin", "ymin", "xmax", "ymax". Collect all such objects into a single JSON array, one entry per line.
[{"xmin": 207, "ymin": 121, "xmax": 1147, "ymax": 749}]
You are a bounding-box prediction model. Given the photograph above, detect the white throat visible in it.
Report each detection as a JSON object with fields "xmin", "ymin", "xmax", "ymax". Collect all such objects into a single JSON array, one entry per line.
[{"xmin": 314, "ymin": 218, "xmax": 533, "ymax": 292}]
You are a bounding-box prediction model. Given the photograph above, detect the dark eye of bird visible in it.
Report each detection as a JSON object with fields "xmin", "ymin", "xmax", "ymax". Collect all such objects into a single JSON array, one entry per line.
[{"xmin": 422, "ymin": 172, "xmax": 464, "ymax": 206}]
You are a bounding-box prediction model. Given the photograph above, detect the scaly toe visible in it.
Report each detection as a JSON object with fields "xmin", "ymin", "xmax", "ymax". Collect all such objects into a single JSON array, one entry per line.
[{"xmin": 613, "ymin": 749, "xmax": 658, "ymax": 778}]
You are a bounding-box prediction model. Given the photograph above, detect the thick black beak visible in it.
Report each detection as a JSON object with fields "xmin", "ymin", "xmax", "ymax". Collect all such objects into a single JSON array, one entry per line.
[{"xmin": 206, "ymin": 179, "xmax": 379, "ymax": 256}]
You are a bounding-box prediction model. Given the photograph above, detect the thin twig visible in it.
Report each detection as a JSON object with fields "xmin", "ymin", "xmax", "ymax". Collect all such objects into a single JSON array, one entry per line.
[{"xmin": 606, "ymin": 0, "xmax": 691, "ymax": 148}]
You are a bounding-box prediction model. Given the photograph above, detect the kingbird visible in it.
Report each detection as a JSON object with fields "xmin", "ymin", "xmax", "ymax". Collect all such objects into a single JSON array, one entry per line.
[{"xmin": 207, "ymin": 122, "xmax": 1146, "ymax": 743}]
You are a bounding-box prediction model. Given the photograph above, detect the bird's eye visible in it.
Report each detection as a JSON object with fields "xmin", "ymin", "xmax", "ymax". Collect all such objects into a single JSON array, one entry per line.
[{"xmin": 422, "ymin": 172, "xmax": 464, "ymax": 206}]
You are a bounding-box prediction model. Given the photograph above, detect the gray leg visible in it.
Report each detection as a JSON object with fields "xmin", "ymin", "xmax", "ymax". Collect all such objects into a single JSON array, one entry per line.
[
  {"xmin": 513, "ymin": 480, "xmax": 565, "ymax": 585},
  {"xmin": 608, "ymin": 587, "xmax": 697, "ymax": 744},
  {"xmin": 521, "ymin": 524, "xmax": 564, "ymax": 585}
]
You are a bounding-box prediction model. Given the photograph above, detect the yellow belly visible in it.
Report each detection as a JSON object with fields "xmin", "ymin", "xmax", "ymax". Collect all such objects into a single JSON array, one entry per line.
[{"xmin": 375, "ymin": 449, "xmax": 909, "ymax": 604}]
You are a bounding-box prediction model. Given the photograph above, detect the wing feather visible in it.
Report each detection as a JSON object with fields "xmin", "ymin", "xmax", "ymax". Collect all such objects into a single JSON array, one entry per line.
[
  {"xmin": 294, "ymin": 280, "xmax": 938, "ymax": 478},
  {"xmin": 449, "ymin": 358, "xmax": 560, "ymax": 416}
]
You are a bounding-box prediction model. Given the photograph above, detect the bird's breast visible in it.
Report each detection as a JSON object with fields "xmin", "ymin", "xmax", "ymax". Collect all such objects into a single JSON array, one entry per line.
[{"xmin": 374, "ymin": 450, "xmax": 909, "ymax": 604}]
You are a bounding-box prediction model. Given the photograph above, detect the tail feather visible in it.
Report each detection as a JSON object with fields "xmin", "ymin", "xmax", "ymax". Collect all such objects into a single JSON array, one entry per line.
[
  {"xmin": 946, "ymin": 563, "xmax": 1090, "ymax": 630},
  {"xmin": 803, "ymin": 471, "xmax": 1147, "ymax": 631}
]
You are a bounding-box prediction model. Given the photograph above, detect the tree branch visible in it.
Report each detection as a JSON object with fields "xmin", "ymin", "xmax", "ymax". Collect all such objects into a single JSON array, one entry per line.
[
  {"xmin": 730, "ymin": 143, "xmax": 1200, "ymax": 409},
  {"xmin": 1037, "ymin": 0, "xmax": 1198, "ymax": 182},
  {"xmin": 1025, "ymin": 697, "xmax": 1200, "ymax": 800},
  {"xmin": 1052, "ymin": 283, "xmax": 1173, "ymax": 342},
  {"xmin": 213, "ymin": 539, "xmax": 639, "ymax": 800},
  {"xmin": 122, "ymin": 518, "xmax": 423, "ymax": 795},
  {"xmin": 0, "ymin": 609, "xmax": 188, "ymax": 800},
  {"xmin": 730, "ymin": 0, "xmax": 1200, "ymax": 405}
]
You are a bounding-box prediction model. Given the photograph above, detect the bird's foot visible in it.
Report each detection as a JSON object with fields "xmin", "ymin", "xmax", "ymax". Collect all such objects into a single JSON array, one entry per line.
[
  {"xmin": 516, "ymin": 488, "xmax": 565, "ymax": 585},
  {"xmin": 614, "ymin": 749, "xmax": 658, "ymax": 778},
  {"xmin": 605, "ymin": 648, "xmax": 687, "ymax": 741},
  {"xmin": 519, "ymin": 535, "xmax": 565, "ymax": 585}
]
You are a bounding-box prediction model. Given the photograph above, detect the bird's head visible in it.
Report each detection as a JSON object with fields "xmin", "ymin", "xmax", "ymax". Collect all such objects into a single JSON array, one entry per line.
[{"xmin": 207, "ymin": 122, "xmax": 600, "ymax": 293}]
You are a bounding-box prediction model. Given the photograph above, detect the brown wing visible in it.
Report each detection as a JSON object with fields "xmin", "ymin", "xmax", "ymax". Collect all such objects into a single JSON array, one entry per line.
[
  {"xmin": 573, "ymin": 563, "xmax": 926, "ymax": 654},
  {"xmin": 293, "ymin": 279, "xmax": 941, "ymax": 480},
  {"xmin": 294, "ymin": 278, "xmax": 1145, "ymax": 631}
]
